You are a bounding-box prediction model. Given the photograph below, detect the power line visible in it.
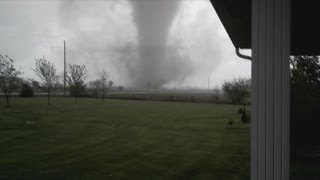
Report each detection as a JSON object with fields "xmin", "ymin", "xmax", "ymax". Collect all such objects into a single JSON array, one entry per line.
[{"xmin": 64, "ymin": 41, "xmax": 66, "ymax": 96}]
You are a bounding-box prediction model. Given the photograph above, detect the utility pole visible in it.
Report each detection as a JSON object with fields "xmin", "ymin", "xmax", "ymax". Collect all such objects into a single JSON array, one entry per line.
[
  {"xmin": 64, "ymin": 41, "xmax": 66, "ymax": 96},
  {"xmin": 208, "ymin": 76, "xmax": 210, "ymax": 93}
]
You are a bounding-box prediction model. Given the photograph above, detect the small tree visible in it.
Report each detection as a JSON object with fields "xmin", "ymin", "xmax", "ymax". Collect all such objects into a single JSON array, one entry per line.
[
  {"xmin": 222, "ymin": 78, "xmax": 251, "ymax": 104},
  {"xmin": 147, "ymin": 81, "xmax": 151, "ymax": 89},
  {"xmin": 30, "ymin": 79, "xmax": 41, "ymax": 93},
  {"xmin": 0, "ymin": 55, "xmax": 22, "ymax": 107},
  {"xmin": 20, "ymin": 82, "xmax": 34, "ymax": 97},
  {"xmin": 109, "ymin": 81, "xmax": 114, "ymax": 90},
  {"xmin": 211, "ymin": 87, "xmax": 221, "ymax": 103},
  {"xmin": 99, "ymin": 70, "xmax": 113, "ymax": 101},
  {"xmin": 33, "ymin": 58, "xmax": 60, "ymax": 105},
  {"xmin": 88, "ymin": 80, "xmax": 101, "ymax": 97},
  {"xmin": 66, "ymin": 64, "xmax": 88, "ymax": 103}
]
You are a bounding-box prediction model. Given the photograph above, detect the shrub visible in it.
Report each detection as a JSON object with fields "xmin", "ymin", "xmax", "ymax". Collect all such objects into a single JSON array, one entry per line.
[
  {"xmin": 20, "ymin": 83, "xmax": 34, "ymax": 97},
  {"xmin": 227, "ymin": 118, "xmax": 235, "ymax": 127},
  {"xmin": 238, "ymin": 107, "xmax": 251, "ymax": 124}
]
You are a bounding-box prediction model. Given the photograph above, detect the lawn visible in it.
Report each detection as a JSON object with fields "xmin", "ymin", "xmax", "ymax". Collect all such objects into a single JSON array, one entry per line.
[{"xmin": 0, "ymin": 97, "xmax": 250, "ymax": 179}]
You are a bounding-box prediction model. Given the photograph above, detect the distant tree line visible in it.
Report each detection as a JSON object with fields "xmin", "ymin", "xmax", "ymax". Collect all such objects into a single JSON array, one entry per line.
[
  {"xmin": 0, "ymin": 54, "xmax": 115, "ymax": 107},
  {"xmin": 1, "ymin": 52, "xmax": 253, "ymax": 107}
]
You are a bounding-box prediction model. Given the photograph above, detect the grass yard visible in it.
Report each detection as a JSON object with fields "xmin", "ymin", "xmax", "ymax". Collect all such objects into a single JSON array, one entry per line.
[{"xmin": 0, "ymin": 97, "xmax": 250, "ymax": 179}]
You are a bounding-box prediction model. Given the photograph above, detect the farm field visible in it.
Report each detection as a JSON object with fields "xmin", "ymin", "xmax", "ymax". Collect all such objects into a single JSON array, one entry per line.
[{"xmin": 0, "ymin": 97, "xmax": 250, "ymax": 179}]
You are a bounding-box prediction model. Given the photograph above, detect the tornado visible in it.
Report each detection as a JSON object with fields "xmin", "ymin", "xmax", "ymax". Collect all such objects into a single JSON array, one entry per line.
[{"xmin": 130, "ymin": 0, "xmax": 181, "ymax": 88}]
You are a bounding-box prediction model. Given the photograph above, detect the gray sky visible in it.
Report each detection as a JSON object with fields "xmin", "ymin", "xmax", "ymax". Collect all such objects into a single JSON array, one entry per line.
[{"xmin": 0, "ymin": 0, "xmax": 251, "ymax": 89}]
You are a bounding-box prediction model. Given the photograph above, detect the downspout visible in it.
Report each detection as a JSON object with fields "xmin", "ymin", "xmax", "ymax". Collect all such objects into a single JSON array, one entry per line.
[{"xmin": 236, "ymin": 47, "xmax": 252, "ymax": 60}]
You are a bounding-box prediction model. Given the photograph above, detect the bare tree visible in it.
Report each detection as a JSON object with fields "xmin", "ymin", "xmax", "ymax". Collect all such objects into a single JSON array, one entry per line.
[
  {"xmin": 33, "ymin": 58, "xmax": 60, "ymax": 105},
  {"xmin": 29, "ymin": 78, "xmax": 41, "ymax": 94},
  {"xmin": 211, "ymin": 87, "xmax": 221, "ymax": 103},
  {"xmin": 109, "ymin": 81, "xmax": 114, "ymax": 90},
  {"xmin": 118, "ymin": 86, "xmax": 124, "ymax": 91},
  {"xmin": 0, "ymin": 55, "xmax": 22, "ymax": 107},
  {"xmin": 99, "ymin": 70, "xmax": 113, "ymax": 101},
  {"xmin": 66, "ymin": 64, "xmax": 88, "ymax": 104},
  {"xmin": 88, "ymin": 80, "xmax": 101, "ymax": 97},
  {"xmin": 147, "ymin": 81, "xmax": 151, "ymax": 89}
]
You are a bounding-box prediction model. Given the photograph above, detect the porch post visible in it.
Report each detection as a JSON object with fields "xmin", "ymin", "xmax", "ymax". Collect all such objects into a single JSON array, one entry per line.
[{"xmin": 251, "ymin": 0, "xmax": 290, "ymax": 179}]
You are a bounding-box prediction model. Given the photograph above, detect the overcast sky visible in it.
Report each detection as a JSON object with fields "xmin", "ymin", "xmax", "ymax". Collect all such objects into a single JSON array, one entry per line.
[{"xmin": 0, "ymin": 0, "xmax": 251, "ymax": 89}]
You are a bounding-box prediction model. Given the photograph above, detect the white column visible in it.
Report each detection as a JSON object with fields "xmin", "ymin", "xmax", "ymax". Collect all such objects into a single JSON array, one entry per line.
[{"xmin": 251, "ymin": 0, "xmax": 290, "ymax": 179}]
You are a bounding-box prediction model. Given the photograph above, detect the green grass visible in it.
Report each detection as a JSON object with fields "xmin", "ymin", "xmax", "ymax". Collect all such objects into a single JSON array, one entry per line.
[{"xmin": 0, "ymin": 97, "xmax": 250, "ymax": 180}]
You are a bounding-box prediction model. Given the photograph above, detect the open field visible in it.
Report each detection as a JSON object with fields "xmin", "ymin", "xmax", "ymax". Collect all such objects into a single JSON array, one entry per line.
[
  {"xmin": 1, "ymin": 88, "xmax": 229, "ymax": 104},
  {"xmin": 0, "ymin": 97, "xmax": 249, "ymax": 179},
  {"xmin": 104, "ymin": 90, "xmax": 224, "ymax": 103}
]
